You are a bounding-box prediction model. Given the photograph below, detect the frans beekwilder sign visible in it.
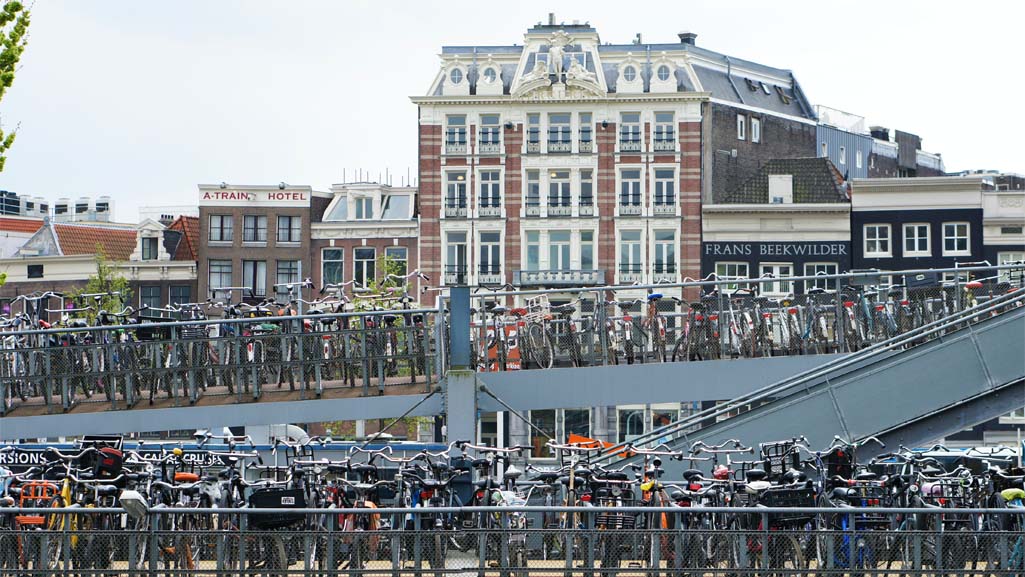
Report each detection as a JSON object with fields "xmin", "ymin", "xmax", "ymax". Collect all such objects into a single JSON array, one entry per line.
[{"xmin": 703, "ymin": 242, "xmax": 849, "ymax": 257}]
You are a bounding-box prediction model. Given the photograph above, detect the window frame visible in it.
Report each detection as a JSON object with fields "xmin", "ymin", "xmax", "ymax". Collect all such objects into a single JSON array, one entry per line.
[
  {"xmin": 580, "ymin": 230, "xmax": 594, "ymax": 270},
  {"xmin": 445, "ymin": 172, "xmax": 468, "ymax": 209},
  {"xmin": 208, "ymin": 260, "xmax": 233, "ymax": 298},
  {"xmin": 759, "ymin": 262, "xmax": 793, "ymax": 296},
  {"xmin": 750, "ymin": 117, "xmax": 761, "ymax": 143},
  {"xmin": 856, "ymin": 150, "xmax": 863, "ymax": 169},
  {"xmin": 715, "ymin": 261, "xmax": 749, "ymax": 291},
  {"xmin": 619, "ymin": 112, "xmax": 641, "ymax": 147},
  {"xmin": 139, "ymin": 286, "xmax": 162, "ymax": 310},
  {"xmin": 208, "ymin": 214, "xmax": 233, "ymax": 243},
  {"xmin": 354, "ymin": 197, "xmax": 374, "ymax": 220},
  {"xmin": 169, "ymin": 285, "xmax": 191, "ymax": 306},
  {"xmin": 242, "ymin": 260, "xmax": 268, "ymax": 297},
  {"xmin": 942, "ymin": 222, "xmax": 971, "ymax": 256},
  {"xmin": 804, "ymin": 262, "xmax": 839, "ymax": 292},
  {"xmin": 141, "ymin": 236, "xmax": 159, "ymax": 261},
  {"xmin": 384, "ymin": 246, "xmax": 408, "ymax": 277},
  {"xmin": 242, "ymin": 214, "xmax": 267, "ymax": 243},
  {"xmin": 478, "ymin": 232, "xmax": 501, "ymax": 276},
  {"xmin": 619, "ymin": 169, "xmax": 642, "ymax": 207},
  {"xmin": 653, "ymin": 169, "xmax": 675, "ymax": 206},
  {"xmin": 479, "ymin": 114, "xmax": 501, "ymax": 145},
  {"xmin": 653, "ymin": 230, "xmax": 676, "ymax": 274},
  {"xmin": 619, "ymin": 230, "xmax": 643, "ymax": 274},
  {"xmin": 354, "ymin": 247, "xmax": 377, "ymax": 288},
  {"xmin": 321, "ymin": 248, "xmax": 344, "ymax": 287},
  {"xmin": 525, "ymin": 230, "xmax": 540, "ymax": 271},
  {"xmin": 903, "ymin": 223, "xmax": 931, "ymax": 257},
  {"xmin": 548, "ymin": 230, "xmax": 571, "ymax": 271},
  {"xmin": 276, "ymin": 215, "xmax": 301, "ymax": 244},
  {"xmin": 863, "ymin": 224, "xmax": 892, "ymax": 257},
  {"xmin": 997, "ymin": 252, "xmax": 1025, "ymax": 284},
  {"xmin": 736, "ymin": 114, "xmax": 746, "ymax": 140},
  {"xmin": 479, "ymin": 170, "xmax": 501, "ymax": 208},
  {"xmin": 653, "ymin": 112, "xmax": 675, "ymax": 144}
]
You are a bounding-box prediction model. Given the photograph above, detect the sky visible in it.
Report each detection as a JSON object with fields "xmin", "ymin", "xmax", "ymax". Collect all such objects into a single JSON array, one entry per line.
[{"xmin": 0, "ymin": 1, "xmax": 1022, "ymax": 222}]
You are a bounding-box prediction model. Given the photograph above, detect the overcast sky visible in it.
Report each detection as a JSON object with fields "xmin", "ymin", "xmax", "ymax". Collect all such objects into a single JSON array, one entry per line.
[{"xmin": 0, "ymin": 1, "xmax": 1021, "ymax": 222}]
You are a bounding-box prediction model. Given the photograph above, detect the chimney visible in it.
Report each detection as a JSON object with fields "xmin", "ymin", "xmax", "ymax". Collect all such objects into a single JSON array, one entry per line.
[
  {"xmin": 678, "ymin": 31, "xmax": 698, "ymax": 45},
  {"xmin": 548, "ymin": 12, "xmax": 555, "ymax": 25},
  {"xmin": 869, "ymin": 126, "xmax": 890, "ymax": 141}
]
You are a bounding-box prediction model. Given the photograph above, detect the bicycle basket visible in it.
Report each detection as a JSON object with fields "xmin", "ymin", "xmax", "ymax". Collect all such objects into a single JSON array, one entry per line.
[
  {"xmin": 248, "ymin": 488, "xmax": 307, "ymax": 529},
  {"xmin": 760, "ymin": 440, "xmax": 801, "ymax": 481},
  {"xmin": 135, "ymin": 315, "xmax": 173, "ymax": 341},
  {"xmin": 524, "ymin": 294, "xmax": 551, "ymax": 323},
  {"xmin": 761, "ymin": 485, "xmax": 817, "ymax": 525},
  {"xmin": 821, "ymin": 447, "xmax": 855, "ymax": 480}
]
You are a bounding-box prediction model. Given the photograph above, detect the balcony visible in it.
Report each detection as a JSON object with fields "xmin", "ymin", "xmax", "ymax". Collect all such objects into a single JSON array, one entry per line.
[
  {"xmin": 444, "ymin": 201, "xmax": 468, "ymax": 218},
  {"xmin": 653, "ymin": 202, "xmax": 676, "ymax": 216},
  {"xmin": 478, "ymin": 266, "xmax": 503, "ymax": 286},
  {"xmin": 653, "ymin": 265, "xmax": 677, "ymax": 283},
  {"xmin": 525, "ymin": 201, "xmax": 541, "ymax": 218},
  {"xmin": 618, "ymin": 266, "xmax": 642, "ymax": 284},
  {"xmin": 548, "ymin": 199, "xmax": 572, "ymax": 217},
  {"xmin": 579, "ymin": 196, "xmax": 595, "ymax": 217},
  {"xmin": 446, "ymin": 142, "xmax": 467, "ymax": 155},
  {"xmin": 478, "ymin": 204, "xmax": 502, "ymax": 218},
  {"xmin": 620, "ymin": 139, "xmax": 642, "ymax": 153},
  {"xmin": 619, "ymin": 203, "xmax": 642, "ymax": 216},
  {"xmin": 478, "ymin": 141, "xmax": 501, "ymax": 155},
  {"xmin": 548, "ymin": 140, "xmax": 572, "ymax": 154},
  {"xmin": 526, "ymin": 141, "xmax": 541, "ymax": 154},
  {"xmin": 514, "ymin": 269, "xmax": 605, "ymax": 287},
  {"xmin": 444, "ymin": 265, "xmax": 468, "ymax": 286},
  {"xmin": 579, "ymin": 140, "xmax": 593, "ymax": 154},
  {"xmin": 653, "ymin": 138, "xmax": 675, "ymax": 152}
]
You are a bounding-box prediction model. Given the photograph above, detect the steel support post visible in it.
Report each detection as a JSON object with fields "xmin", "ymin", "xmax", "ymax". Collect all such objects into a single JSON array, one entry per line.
[{"xmin": 446, "ymin": 286, "xmax": 477, "ymax": 445}]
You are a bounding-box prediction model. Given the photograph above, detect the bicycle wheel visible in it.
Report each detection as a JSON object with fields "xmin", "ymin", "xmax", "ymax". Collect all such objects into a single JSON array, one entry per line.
[{"xmin": 526, "ymin": 324, "xmax": 553, "ymax": 369}]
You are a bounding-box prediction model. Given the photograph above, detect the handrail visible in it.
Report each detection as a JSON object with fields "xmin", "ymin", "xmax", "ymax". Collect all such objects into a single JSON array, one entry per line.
[{"xmin": 593, "ymin": 287, "xmax": 1025, "ymax": 462}]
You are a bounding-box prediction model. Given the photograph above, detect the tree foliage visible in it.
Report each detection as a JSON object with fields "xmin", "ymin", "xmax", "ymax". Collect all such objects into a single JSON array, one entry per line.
[
  {"xmin": 0, "ymin": 1, "xmax": 30, "ymax": 172},
  {"xmin": 67, "ymin": 248, "xmax": 132, "ymax": 322}
]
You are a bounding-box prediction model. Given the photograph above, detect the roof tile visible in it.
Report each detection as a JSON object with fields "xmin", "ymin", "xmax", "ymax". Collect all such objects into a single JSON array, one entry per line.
[
  {"xmin": 167, "ymin": 216, "xmax": 198, "ymax": 261},
  {"xmin": 53, "ymin": 223, "xmax": 137, "ymax": 260},
  {"xmin": 720, "ymin": 157, "xmax": 849, "ymax": 204},
  {"xmin": 0, "ymin": 217, "xmax": 44, "ymax": 234}
]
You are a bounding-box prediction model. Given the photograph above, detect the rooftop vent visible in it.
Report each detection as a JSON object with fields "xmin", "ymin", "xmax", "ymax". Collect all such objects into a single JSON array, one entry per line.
[{"xmin": 678, "ymin": 31, "xmax": 697, "ymax": 45}]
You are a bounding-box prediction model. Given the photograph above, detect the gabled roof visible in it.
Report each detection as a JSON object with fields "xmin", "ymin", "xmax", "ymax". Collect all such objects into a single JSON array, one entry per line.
[
  {"xmin": 0, "ymin": 217, "xmax": 44, "ymax": 234},
  {"xmin": 166, "ymin": 215, "xmax": 199, "ymax": 261},
  {"xmin": 722, "ymin": 157, "xmax": 849, "ymax": 204},
  {"xmin": 52, "ymin": 223, "xmax": 137, "ymax": 260}
]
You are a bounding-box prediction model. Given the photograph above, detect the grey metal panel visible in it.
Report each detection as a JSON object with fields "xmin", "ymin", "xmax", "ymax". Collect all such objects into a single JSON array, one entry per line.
[
  {"xmin": 895, "ymin": 130, "xmax": 921, "ymax": 169},
  {"xmin": 476, "ymin": 354, "xmax": 849, "ymax": 411},
  {"xmin": 973, "ymin": 313, "xmax": 1025, "ymax": 387},
  {"xmin": 0, "ymin": 393, "xmax": 443, "ymax": 440}
]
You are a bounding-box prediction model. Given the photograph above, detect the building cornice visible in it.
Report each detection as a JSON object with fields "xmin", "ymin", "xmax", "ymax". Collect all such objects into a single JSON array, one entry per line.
[
  {"xmin": 410, "ymin": 91, "xmax": 711, "ymax": 106},
  {"xmin": 703, "ymin": 203, "xmax": 850, "ymax": 214}
]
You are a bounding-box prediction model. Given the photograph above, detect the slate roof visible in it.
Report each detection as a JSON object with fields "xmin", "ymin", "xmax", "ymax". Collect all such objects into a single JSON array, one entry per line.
[
  {"xmin": 721, "ymin": 157, "xmax": 849, "ymax": 204},
  {"xmin": 52, "ymin": 223, "xmax": 137, "ymax": 260},
  {"xmin": 166, "ymin": 215, "xmax": 199, "ymax": 261}
]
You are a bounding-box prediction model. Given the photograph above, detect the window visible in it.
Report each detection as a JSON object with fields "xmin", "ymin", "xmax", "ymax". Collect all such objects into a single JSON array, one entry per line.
[
  {"xmin": 242, "ymin": 260, "xmax": 267, "ymax": 296},
  {"xmin": 479, "ymin": 171, "xmax": 501, "ymax": 208},
  {"xmin": 579, "ymin": 170, "xmax": 594, "ymax": 206},
  {"xmin": 864, "ymin": 224, "xmax": 891, "ymax": 257},
  {"xmin": 620, "ymin": 230, "xmax": 642, "ymax": 274},
  {"xmin": 564, "ymin": 408, "xmax": 591, "ymax": 439},
  {"xmin": 479, "ymin": 232, "xmax": 501, "ymax": 275},
  {"xmin": 530, "ymin": 409, "xmax": 555, "ymax": 458},
  {"xmin": 653, "ymin": 169, "xmax": 675, "ymax": 206},
  {"xmin": 578, "ymin": 113, "xmax": 592, "ymax": 146},
  {"xmin": 275, "ymin": 260, "xmax": 299, "ymax": 300},
  {"xmin": 243, "ymin": 215, "xmax": 267, "ymax": 243},
  {"xmin": 140, "ymin": 286, "xmax": 161, "ymax": 309},
  {"xmin": 526, "ymin": 231, "xmax": 540, "ymax": 271},
  {"xmin": 716, "ymin": 262, "xmax": 749, "ymax": 291},
  {"xmin": 445, "ymin": 232, "xmax": 467, "ymax": 281},
  {"xmin": 354, "ymin": 197, "xmax": 373, "ymax": 220},
  {"xmin": 617, "ymin": 406, "xmax": 645, "ymax": 443},
  {"xmin": 651, "ymin": 404, "xmax": 679, "ymax": 439},
  {"xmin": 998, "ymin": 252, "xmax": 1025, "ymax": 283},
  {"xmin": 620, "ymin": 169, "xmax": 642, "ymax": 207},
  {"xmin": 620, "ymin": 112, "xmax": 640, "ymax": 149},
  {"xmin": 479, "ymin": 114, "xmax": 501, "ymax": 146},
  {"xmin": 322, "ymin": 249, "xmax": 343, "ymax": 286},
  {"xmin": 169, "ymin": 285, "xmax": 191, "ymax": 306},
  {"xmin": 449, "ymin": 68, "xmax": 463, "ymax": 84},
  {"xmin": 446, "ymin": 172, "xmax": 467, "ymax": 209},
  {"xmin": 805, "ymin": 263, "xmax": 838, "ymax": 292},
  {"xmin": 527, "ymin": 113, "xmax": 540, "ymax": 146},
  {"xmin": 580, "ymin": 231, "xmax": 594, "ymax": 269},
  {"xmin": 622, "ymin": 65, "xmax": 636, "ymax": 82},
  {"xmin": 525, "ymin": 170, "xmax": 540, "ymax": 209},
  {"xmin": 548, "ymin": 170, "xmax": 570, "ymax": 207},
  {"xmin": 325, "ymin": 196, "xmax": 348, "ymax": 220},
  {"xmin": 354, "ymin": 248, "xmax": 376, "ymax": 288},
  {"xmin": 385, "ymin": 246, "xmax": 407, "ymax": 277},
  {"xmin": 820, "ymin": 142, "xmax": 827, "ymax": 157},
  {"xmin": 549, "ymin": 231, "xmax": 571, "ymax": 270},
  {"xmin": 759, "ymin": 263, "xmax": 793, "ymax": 296},
  {"xmin": 736, "ymin": 114, "xmax": 746, "ymax": 140},
  {"xmin": 209, "ymin": 215, "xmax": 233, "ymax": 242},
  {"xmin": 141, "ymin": 237, "xmax": 158, "ymax": 260},
  {"xmin": 903, "ymin": 224, "xmax": 930, "ymax": 256},
  {"xmin": 654, "ymin": 112, "xmax": 674, "ymax": 149},
  {"xmin": 856, "ymin": 150, "xmax": 863, "ymax": 169},
  {"xmin": 656, "ymin": 64, "xmax": 671, "ymax": 81},
  {"xmin": 277, "ymin": 216, "xmax": 301, "ymax": 243},
  {"xmin": 27, "ymin": 264, "xmax": 43, "ymax": 279},
  {"xmin": 445, "ymin": 114, "xmax": 466, "ymax": 150},
  {"xmin": 208, "ymin": 260, "xmax": 232, "ymax": 298},
  {"xmin": 381, "ymin": 195, "xmax": 410, "ymax": 219},
  {"xmin": 942, "ymin": 222, "xmax": 970, "ymax": 256},
  {"xmin": 548, "ymin": 113, "xmax": 571, "ymax": 151},
  {"xmin": 839, "ymin": 146, "xmax": 847, "ymax": 165},
  {"xmin": 482, "ymin": 67, "xmax": 497, "ymax": 83},
  {"xmin": 654, "ymin": 230, "xmax": 675, "ymax": 274}
]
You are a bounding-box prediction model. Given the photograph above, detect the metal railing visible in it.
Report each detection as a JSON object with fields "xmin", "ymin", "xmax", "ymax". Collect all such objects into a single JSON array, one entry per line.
[
  {"xmin": 6, "ymin": 506, "xmax": 1025, "ymax": 576},
  {"xmin": 0, "ymin": 306, "xmax": 442, "ymax": 416}
]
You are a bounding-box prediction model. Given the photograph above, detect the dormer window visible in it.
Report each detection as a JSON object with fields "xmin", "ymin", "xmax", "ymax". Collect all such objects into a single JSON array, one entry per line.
[
  {"xmin": 141, "ymin": 237, "xmax": 158, "ymax": 261},
  {"xmin": 450, "ymin": 68, "xmax": 463, "ymax": 84},
  {"xmin": 622, "ymin": 66, "xmax": 637, "ymax": 81},
  {"xmin": 381, "ymin": 195, "xmax": 410, "ymax": 220},
  {"xmin": 354, "ymin": 197, "xmax": 374, "ymax": 220},
  {"xmin": 657, "ymin": 65, "xmax": 671, "ymax": 81},
  {"xmin": 482, "ymin": 67, "xmax": 497, "ymax": 83}
]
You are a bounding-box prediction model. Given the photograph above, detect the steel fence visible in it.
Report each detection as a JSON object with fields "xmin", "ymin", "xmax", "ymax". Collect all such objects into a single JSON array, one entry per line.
[
  {"xmin": 4, "ymin": 506, "xmax": 1025, "ymax": 576},
  {"xmin": 0, "ymin": 307, "xmax": 442, "ymax": 416}
]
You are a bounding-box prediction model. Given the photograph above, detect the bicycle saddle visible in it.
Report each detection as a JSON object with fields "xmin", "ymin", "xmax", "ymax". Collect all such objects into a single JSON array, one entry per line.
[
  {"xmin": 745, "ymin": 469, "xmax": 768, "ymax": 482},
  {"xmin": 854, "ymin": 471, "xmax": 878, "ymax": 481},
  {"xmin": 681, "ymin": 469, "xmax": 704, "ymax": 482},
  {"xmin": 922, "ymin": 466, "xmax": 945, "ymax": 476},
  {"xmin": 670, "ymin": 489, "xmax": 687, "ymax": 501},
  {"xmin": 420, "ymin": 479, "xmax": 450, "ymax": 489},
  {"xmin": 745, "ymin": 481, "xmax": 772, "ymax": 493},
  {"xmin": 593, "ymin": 471, "xmax": 629, "ymax": 482},
  {"xmin": 831, "ymin": 487, "xmax": 857, "ymax": 500},
  {"xmin": 807, "ymin": 287, "xmax": 826, "ymax": 295},
  {"xmin": 647, "ymin": 292, "xmax": 663, "ymax": 301},
  {"xmin": 354, "ymin": 464, "xmax": 378, "ymax": 475},
  {"xmin": 70, "ymin": 319, "xmax": 88, "ymax": 328},
  {"xmin": 490, "ymin": 306, "xmax": 508, "ymax": 315},
  {"xmin": 532, "ymin": 471, "xmax": 560, "ymax": 483},
  {"xmin": 781, "ymin": 469, "xmax": 807, "ymax": 483},
  {"xmin": 474, "ymin": 479, "xmax": 500, "ymax": 490},
  {"xmin": 95, "ymin": 485, "xmax": 119, "ymax": 497}
]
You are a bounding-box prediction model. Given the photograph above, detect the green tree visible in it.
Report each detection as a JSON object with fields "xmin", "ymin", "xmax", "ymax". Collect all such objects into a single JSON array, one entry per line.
[
  {"xmin": 0, "ymin": 1, "xmax": 30, "ymax": 172},
  {"xmin": 67, "ymin": 248, "xmax": 132, "ymax": 322}
]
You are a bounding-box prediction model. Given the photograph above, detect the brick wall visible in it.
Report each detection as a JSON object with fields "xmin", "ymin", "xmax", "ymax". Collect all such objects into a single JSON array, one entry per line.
[{"xmin": 418, "ymin": 123, "xmax": 442, "ymax": 304}]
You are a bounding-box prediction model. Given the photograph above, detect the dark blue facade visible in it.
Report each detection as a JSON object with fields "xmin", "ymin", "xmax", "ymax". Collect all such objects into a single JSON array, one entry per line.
[
  {"xmin": 701, "ymin": 240, "xmax": 852, "ymax": 293},
  {"xmin": 851, "ymin": 208, "xmax": 984, "ymax": 271}
]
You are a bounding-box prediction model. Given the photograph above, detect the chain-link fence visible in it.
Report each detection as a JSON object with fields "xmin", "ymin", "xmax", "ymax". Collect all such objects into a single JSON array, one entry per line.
[
  {"xmin": 0, "ymin": 307, "xmax": 442, "ymax": 416},
  {"xmin": 6, "ymin": 506, "xmax": 1025, "ymax": 576}
]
